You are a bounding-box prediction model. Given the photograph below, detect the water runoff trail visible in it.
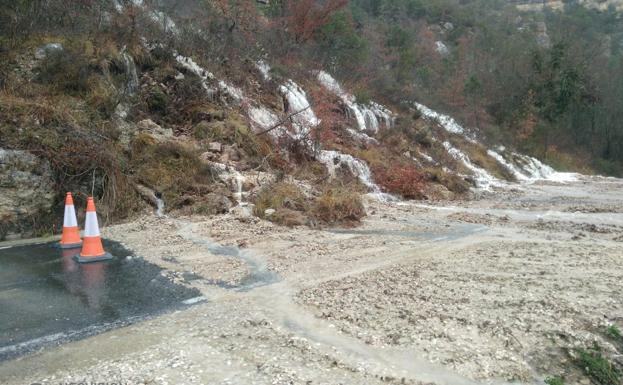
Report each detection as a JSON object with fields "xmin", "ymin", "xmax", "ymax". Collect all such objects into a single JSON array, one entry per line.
[{"xmin": 175, "ymin": 219, "xmax": 520, "ymax": 385}]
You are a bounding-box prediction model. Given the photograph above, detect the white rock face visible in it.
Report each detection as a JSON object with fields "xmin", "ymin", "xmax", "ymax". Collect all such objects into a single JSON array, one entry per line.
[
  {"xmin": 174, "ymin": 54, "xmax": 243, "ymax": 104},
  {"xmin": 175, "ymin": 54, "xmax": 215, "ymax": 93},
  {"xmin": 218, "ymin": 80, "xmax": 244, "ymax": 103},
  {"xmin": 346, "ymin": 128, "xmax": 379, "ymax": 145},
  {"xmin": 487, "ymin": 150, "xmax": 529, "ymax": 181},
  {"xmin": 317, "ymin": 150, "xmax": 393, "ymax": 201},
  {"xmin": 442, "ymin": 141, "xmax": 501, "ymax": 190},
  {"xmin": 248, "ymin": 106, "xmax": 280, "ymax": 133},
  {"xmin": 416, "ymin": 102, "xmax": 578, "ymax": 185},
  {"xmin": 279, "ymin": 80, "xmax": 320, "ymax": 139},
  {"xmin": 149, "ymin": 10, "xmax": 179, "ymax": 35},
  {"xmin": 414, "ymin": 102, "xmax": 473, "ymax": 139},
  {"xmin": 317, "ymin": 71, "xmax": 393, "ymax": 133},
  {"xmin": 435, "ymin": 41, "xmax": 450, "ymax": 56},
  {"xmin": 0, "ymin": 149, "xmax": 56, "ymax": 239},
  {"xmin": 121, "ymin": 51, "xmax": 139, "ymax": 96},
  {"xmin": 256, "ymin": 60, "xmax": 271, "ymax": 80}
]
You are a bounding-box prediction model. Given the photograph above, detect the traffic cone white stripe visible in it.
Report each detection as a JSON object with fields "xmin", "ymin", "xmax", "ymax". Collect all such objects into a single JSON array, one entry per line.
[
  {"xmin": 63, "ymin": 204, "xmax": 78, "ymax": 227},
  {"xmin": 60, "ymin": 192, "xmax": 82, "ymax": 249},
  {"xmin": 76, "ymin": 196, "xmax": 111, "ymax": 262},
  {"xmin": 83, "ymin": 211, "xmax": 100, "ymax": 237}
]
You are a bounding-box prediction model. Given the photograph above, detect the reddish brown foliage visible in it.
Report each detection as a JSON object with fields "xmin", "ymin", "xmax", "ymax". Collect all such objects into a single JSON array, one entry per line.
[
  {"xmin": 374, "ymin": 164, "xmax": 425, "ymax": 199},
  {"xmin": 307, "ymin": 85, "xmax": 346, "ymax": 146},
  {"xmin": 285, "ymin": 0, "xmax": 348, "ymax": 43}
]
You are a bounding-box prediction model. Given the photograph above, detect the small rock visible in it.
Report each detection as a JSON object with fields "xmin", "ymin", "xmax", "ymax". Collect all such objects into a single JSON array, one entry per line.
[
  {"xmin": 208, "ymin": 142, "xmax": 223, "ymax": 153},
  {"xmin": 264, "ymin": 208, "xmax": 276, "ymax": 217}
]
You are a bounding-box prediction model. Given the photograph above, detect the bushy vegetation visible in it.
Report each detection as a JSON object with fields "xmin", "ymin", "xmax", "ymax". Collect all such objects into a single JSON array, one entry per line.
[
  {"xmin": 129, "ymin": 137, "xmax": 217, "ymax": 207},
  {"xmin": 311, "ymin": 187, "xmax": 366, "ymax": 225},
  {"xmin": 544, "ymin": 376, "xmax": 565, "ymax": 385},
  {"xmin": 605, "ymin": 324, "xmax": 622, "ymax": 342},
  {"xmin": 253, "ymin": 182, "xmax": 366, "ymax": 226},
  {"xmin": 3, "ymin": 1, "xmax": 623, "ymax": 180},
  {"xmin": 575, "ymin": 347, "xmax": 621, "ymax": 385},
  {"xmin": 424, "ymin": 167, "xmax": 471, "ymax": 195},
  {"xmin": 253, "ymin": 182, "xmax": 308, "ymax": 220},
  {"xmin": 0, "ymin": 92, "xmax": 141, "ymax": 228},
  {"xmin": 2, "ymin": 0, "xmax": 623, "ymax": 236},
  {"xmin": 374, "ymin": 165, "xmax": 424, "ymax": 199}
]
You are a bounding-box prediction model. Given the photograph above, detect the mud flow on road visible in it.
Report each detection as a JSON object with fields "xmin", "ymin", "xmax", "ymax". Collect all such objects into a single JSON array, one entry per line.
[{"xmin": 0, "ymin": 240, "xmax": 200, "ymax": 361}]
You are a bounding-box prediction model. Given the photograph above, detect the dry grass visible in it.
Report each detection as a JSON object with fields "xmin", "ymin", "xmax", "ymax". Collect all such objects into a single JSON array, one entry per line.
[
  {"xmin": 424, "ymin": 167, "xmax": 472, "ymax": 194},
  {"xmin": 130, "ymin": 137, "xmax": 217, "ymax": 207},
  {"xmin": 271, "ymin": 208, "xmax": 307, "ymax": 227},
  {"xmin": 454, "ymin": 137, "xmax": 515, "ymax": 181},
  {"xmin": 253, "ymin": 182, "xmax": 308, "ymax": 219},
  {"xmin": 0, "ymin": 92, "xmax": 143, "ymax": 230},
  {"xmin": 311, "ymin": 187, "xmax": 366, "ymax": 226}
]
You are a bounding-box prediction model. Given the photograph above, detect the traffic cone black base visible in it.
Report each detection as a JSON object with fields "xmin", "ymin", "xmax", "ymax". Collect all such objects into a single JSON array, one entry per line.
[{"xmin": 73, "ymin": 252, "xmax": 113, "ymax": 263}]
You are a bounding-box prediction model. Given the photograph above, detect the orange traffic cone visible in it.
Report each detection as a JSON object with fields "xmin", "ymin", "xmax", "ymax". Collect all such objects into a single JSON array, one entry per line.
[
  {"xmin": 74, "ymin": 197, "xmax": 112, "ymax": 263},
  {"xmin": 59, "ymin": 192, "xmax": 82, "ymax": 249}
]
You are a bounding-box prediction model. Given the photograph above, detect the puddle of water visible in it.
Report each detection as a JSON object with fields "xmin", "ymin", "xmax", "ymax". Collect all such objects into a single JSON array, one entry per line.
[{"xmin": 0, "ymin": 240, "xmax": 200, "ymax": 361}]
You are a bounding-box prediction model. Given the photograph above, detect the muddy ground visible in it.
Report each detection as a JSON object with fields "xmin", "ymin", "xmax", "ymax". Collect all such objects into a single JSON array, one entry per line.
[{"xmin": 1, "ymin": 176, "xmax": 622, "ymax": 385}]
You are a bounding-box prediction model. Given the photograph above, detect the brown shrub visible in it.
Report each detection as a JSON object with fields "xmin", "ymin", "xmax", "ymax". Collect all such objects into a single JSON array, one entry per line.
[
  {"xmin": 0, "ymin": 93, "xmax": 143, "ymax": 226},
  {"xmin": 271, "ymin": 208, "xmax": 307, "ymax": 227},
  {"xmin": 253, "ymin": 182, "xmax": 307, "ymax": 218},
  {"xmin": 311, "ymin": 187, "xmax": 366, "ymax": 226},
  {"xmin": 424, "ymin": 167, "xmax": 471, "ymax": 194},
  {"xmin": 373, "ymin": 164, "xmax": 425, "ymax": 199},
  {"xmin": 130, "ymin": 139, "xmax": 217, "ymax": 206},
  {"xmin": 356, "ymin": 147, "xmax": 388, "ymax": 169},
  {"xmin": 35, "ymin": 46, "xmax": 92, "ymax": 95}
]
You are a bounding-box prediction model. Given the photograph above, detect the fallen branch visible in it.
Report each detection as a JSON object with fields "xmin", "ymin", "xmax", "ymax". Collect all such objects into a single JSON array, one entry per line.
[{"xmin": 254, "ymin": 106, "xmax": 312, "ymax": 136}]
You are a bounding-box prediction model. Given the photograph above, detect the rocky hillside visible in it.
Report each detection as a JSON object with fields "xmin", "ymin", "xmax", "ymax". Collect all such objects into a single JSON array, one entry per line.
[
  {"xmin": 0, "ymin": 0, "xmax": 609, "ymax": 239},
  {"xmin": 511, "ymin": 0, "xmax": 623, "ymax": 11}
]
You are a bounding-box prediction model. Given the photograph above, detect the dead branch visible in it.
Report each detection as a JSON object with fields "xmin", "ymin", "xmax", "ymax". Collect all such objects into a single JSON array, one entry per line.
[{"xmin": 254, "ymin": 105, "xmax": 312, "ymax": 136}]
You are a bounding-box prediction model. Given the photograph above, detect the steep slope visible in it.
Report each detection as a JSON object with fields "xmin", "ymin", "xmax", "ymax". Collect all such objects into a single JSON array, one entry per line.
[{"xmin": 0, "ymin": 1, "xmax": 584, "ymax": 239}]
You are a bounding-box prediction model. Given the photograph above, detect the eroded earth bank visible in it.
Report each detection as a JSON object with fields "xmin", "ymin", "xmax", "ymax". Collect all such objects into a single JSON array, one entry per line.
[{"xmin": 1, "ymin": 176, "xmax": 622, "ymax": 385}]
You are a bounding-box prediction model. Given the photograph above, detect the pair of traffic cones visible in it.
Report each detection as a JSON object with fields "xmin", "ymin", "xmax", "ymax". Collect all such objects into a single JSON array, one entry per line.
[{"xmin": 59, "ymin": 192, "xmax": 112, "ymax": 263}]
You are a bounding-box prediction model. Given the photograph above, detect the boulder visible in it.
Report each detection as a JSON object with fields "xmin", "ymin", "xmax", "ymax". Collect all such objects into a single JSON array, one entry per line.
[
  {"xmin": 0, "ymin": 149, "xmax": 56, "ymax": 240},
  {"xmin": 137, "ymin": 119, "xmax": 173, "ymax": 141}
]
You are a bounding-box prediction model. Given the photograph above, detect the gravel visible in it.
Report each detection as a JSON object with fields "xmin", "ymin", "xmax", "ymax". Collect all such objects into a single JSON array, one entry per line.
[{"xmin": 2, "ymin": 175, "xmax": 622, "ymax": 385}]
